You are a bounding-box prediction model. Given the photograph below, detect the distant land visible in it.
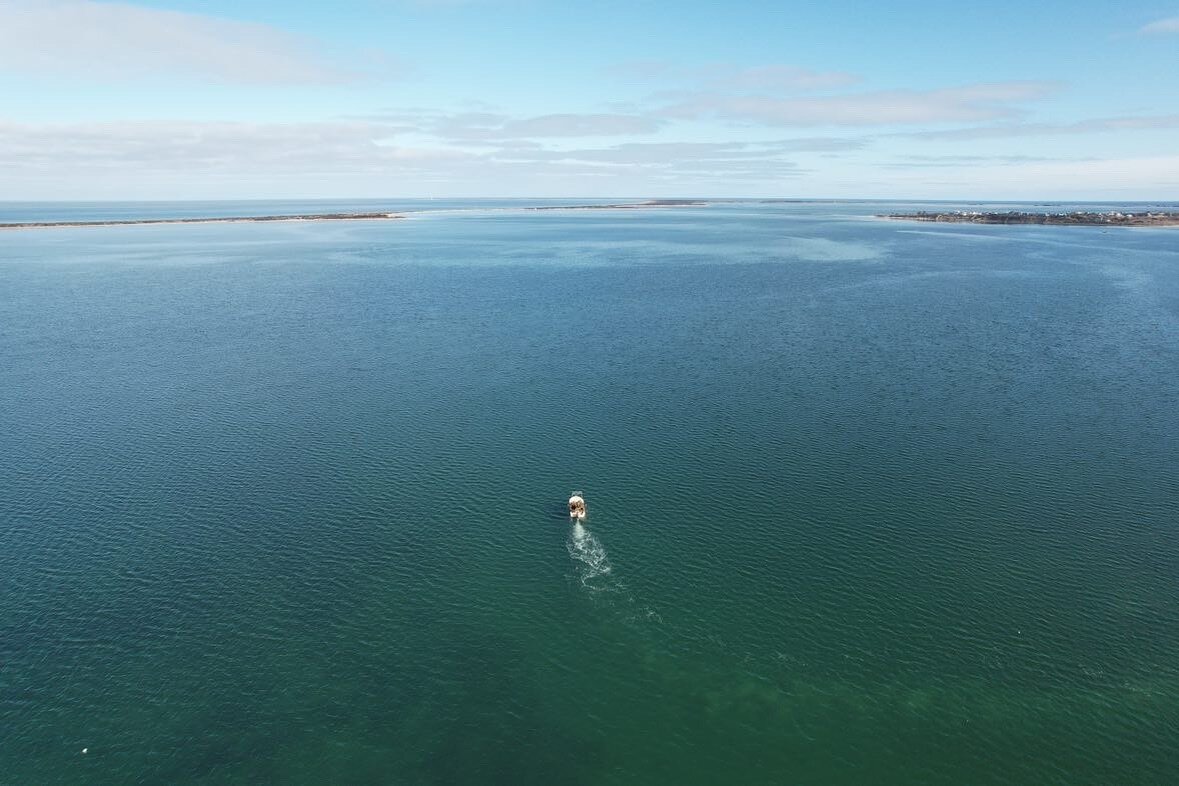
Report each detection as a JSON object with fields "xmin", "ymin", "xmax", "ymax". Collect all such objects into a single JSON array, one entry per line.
[
  {"xmin": 0, "ymin": 201, "xmax": 714, "ymax": 230},
  {"xmin": 523, "ymin": 199, "xmax": 708, "ymax": 210},
  {"xmin": 9, "ymin": 204, "xmax": 1178, "ymax": 231},
  {"xmin": 882, "ymin": 210, "xmax": 1179, "ymax": 227},
  {"xmin": 0, "ymin": 212, "xmax": 403, "ymax": 230}
]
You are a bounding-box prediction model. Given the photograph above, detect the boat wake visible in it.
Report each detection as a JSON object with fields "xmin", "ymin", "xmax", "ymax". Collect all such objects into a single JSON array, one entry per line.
[
  {"xmin": 567, "ymin": 521, "xmax": 612, "ymax": 589},
  {"xmin": 565, "ymin": 520, "xmax": 661, "ymax": 624}
]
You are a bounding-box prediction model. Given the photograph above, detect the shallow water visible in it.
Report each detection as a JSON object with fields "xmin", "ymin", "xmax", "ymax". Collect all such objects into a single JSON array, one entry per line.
[{"xmin": 2, "ymin": 200, "xmax": 1178, "ymax": 784}]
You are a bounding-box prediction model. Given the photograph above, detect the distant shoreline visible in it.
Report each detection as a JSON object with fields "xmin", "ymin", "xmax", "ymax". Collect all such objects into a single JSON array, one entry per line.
[
  {"xmin": 881, "ymin": 211, "xmax": 1179, "ymax": 227},
  {"xmin": 0, "ymin": 201, "xmax": 714, "ymax": 229},
  {"xmin": 10, "ymin": 204, "xmax": 1176, "ymax": 231},
  {"xmin": 522, "ymin": 199, "xmax": 709, "ymax": 210},
  {"xmin": 0, "ymin": 212, "xmax": 403, "ymax": 230}
]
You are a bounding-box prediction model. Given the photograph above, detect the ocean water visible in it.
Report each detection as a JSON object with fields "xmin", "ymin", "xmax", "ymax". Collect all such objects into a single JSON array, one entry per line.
[{"xmin": 2, "ymin": 200, "xmax": 1177, "ymax": 784}]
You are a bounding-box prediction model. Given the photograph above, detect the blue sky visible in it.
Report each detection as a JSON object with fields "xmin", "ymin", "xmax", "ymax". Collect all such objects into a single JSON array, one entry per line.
[{"xmin": 1, "ymin": 0, "xmax": 1177, "ymax": 199}]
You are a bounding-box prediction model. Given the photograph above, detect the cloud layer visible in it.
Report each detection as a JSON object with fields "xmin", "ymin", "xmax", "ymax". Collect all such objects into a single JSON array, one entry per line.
[
  {"xmin": 0, "ymin": 6, "xmax": 1174, "ymax": 203},
  {"xmin": 4, "ymin": 115, "xmax": 1176, "ymax": 200},
  {"xmin": 399, "ymin": 111, "xmax": 665, "ymax": 142},
  {"xmin": 613, "ymin": 62, "xmax": 860, "ymax": 93},
  {"xmin": 0, "ymin": 0, "xmax": 357, "ymax": 84},
  {"xmin": 659, "ymin": 82, "xmax": 1059, "ymax": 127},
  {"xmin": 903, "ymin": 114, "xmax": 1179, "ymax": 140},
  {"xmin": 0, "ymin": 119, "xmax": 824, "ymax": 197},
  {"xmin": 1140, "ymin": 16, "xmax": 1179, "ymax": 34}
]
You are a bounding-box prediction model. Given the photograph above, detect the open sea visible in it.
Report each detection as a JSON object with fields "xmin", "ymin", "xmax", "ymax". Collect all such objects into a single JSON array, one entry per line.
[{"xmin": 2, "ymin": 199, "xmax": 1177, "ymax": 784}]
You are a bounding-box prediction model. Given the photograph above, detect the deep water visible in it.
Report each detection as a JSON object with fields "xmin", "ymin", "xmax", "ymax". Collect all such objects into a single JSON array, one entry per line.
[{"xmin": 2, "ymin": 200, "xmax": 1178, "ymax": 784}]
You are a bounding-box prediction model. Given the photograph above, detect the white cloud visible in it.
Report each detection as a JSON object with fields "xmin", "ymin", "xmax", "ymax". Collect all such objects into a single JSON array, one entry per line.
[
  {"xmin": 482, "ymin": 140, "xmax": 811, "ymax": 185},
  {"xmin": 0, "ymin": 0, "xmax": 360, "ymax": 84},
  {"xmin": 882, "ymin": 154, "xmax": 1057, "ymax": 168},
  {"xmin": 659, "ymin": 81, "xmax": 1059, "ymax": 127},
  {"xmin": 492, "ymin": 139, "xmax": 861, "ymax": 166},
  {"xmin": 0, "ymin": 119, "xmax": 804, "ymax": 198},
  {"xmin": 0, "ymin": 119, "xmax": 462, "ymax": 174},
  {"xmin": 768, "ymin": 137, "xmax": 867, "ymax": 152},
  {"xmin": 1140, "ymin": 16, "xmax": 1179, "ymax": 34},
  {"xmin": 880, "ymin": 154, "xmax": 1179, "ymax": 198},
  {"xmin": 363, "ymin": 79, "xmax": 1058, "ymax": 142},
  {"xmin": 903, "ymin": 114, "xmax": 1179, "ymax": 140},
  {"xmin": 495, "ymin": 141, "xmax": 777, "ymax": 164},
  {"xmin": 5, "ymin": 117, "xmax": 1176, "ymax": 200},
  {"xmin": 357, "ymin": 109, "xmax": 663, "ymax": 141},
  {"xmin": 609, "ymin": 61, "xmax": 858, "ymax": 93},
  {"xmin": 699, "ymin": 64, "xmax": 860, "ymax": 92},
  {"xmin": 500, "ymin": 114, "xmax": 663, "ymax": 137}
]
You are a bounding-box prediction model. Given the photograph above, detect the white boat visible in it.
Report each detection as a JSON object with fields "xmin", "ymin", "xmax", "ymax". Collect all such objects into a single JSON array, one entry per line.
[{"xmin": 568, "ymin": 492, "xmax": 586, "ymax": 520}]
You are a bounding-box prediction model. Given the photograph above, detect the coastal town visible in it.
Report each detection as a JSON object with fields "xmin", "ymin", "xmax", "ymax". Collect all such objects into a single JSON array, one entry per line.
[{"xmin": 883, "ymin": 210, "xmax": 1179, "ymax": 227}]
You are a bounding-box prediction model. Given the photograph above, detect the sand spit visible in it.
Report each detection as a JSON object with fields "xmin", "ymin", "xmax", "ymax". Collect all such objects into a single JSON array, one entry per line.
[
  {"xmin": 522, "ymin": 199, "xmax": 709, "ymax": 210},
  {"xmin": 0, "ymin": 201, "xmax": 713, "ymax": 229},
  {"xmin": 0, "ymin": 212, "xmax": 404, "ymax": 230}
]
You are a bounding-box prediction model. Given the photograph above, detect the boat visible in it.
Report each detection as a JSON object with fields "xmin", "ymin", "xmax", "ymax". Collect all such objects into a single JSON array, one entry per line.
[{"xmin": 568, "ymin": 492, "xmax": 586, "ymax": 520}]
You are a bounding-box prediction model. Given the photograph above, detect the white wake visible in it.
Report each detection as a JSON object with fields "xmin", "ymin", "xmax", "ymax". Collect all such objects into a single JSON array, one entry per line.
[{"xmin": 567, "ymin": 520, "xmax": 612, "ymax": 587}]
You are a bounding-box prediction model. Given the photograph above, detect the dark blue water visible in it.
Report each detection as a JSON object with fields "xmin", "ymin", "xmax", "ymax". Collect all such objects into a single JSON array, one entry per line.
[{"xmin": 2, "ymin": 201, "xmax": 1178, "ymax": 784}]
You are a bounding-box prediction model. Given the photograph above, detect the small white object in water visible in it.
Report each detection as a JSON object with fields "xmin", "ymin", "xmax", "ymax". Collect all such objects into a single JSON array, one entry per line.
[
  {"xmin": 82, "ymin": 748, "xmax": 88, "ymax": 754},
  {"xmin": 568, "ymin": 492, "xmax": 586, "ymax": 520}
]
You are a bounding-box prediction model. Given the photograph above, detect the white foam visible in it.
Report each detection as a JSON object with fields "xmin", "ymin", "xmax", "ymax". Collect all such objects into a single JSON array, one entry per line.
[{"xmin": 567, "ymin": 521, "xmax": 612, "ymax": 587}]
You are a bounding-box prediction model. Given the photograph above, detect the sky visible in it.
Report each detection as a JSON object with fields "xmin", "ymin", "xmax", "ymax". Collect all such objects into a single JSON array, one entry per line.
[{"xmin": 1, "ymin": 0, "xmax": 1177, "ymax": 200}]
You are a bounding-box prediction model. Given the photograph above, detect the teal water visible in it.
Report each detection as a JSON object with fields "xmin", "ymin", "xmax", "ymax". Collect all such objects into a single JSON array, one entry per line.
[{"xmin": 2, "ymin": 201, "xmax": 1178, "ymax": 784}]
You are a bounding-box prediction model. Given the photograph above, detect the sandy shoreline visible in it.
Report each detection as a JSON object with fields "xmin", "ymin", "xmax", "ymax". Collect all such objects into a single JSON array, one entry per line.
[
  {"xmin": 522, "ymin": 199, "xmax": 709, "ymax": 211},
  {"xmin": 0, "ymin": 212, "xmax": 404, "ymax": 230},
  {"xmin": 0, "ymin": 201, "xmax": 715, "ymax": 230}
]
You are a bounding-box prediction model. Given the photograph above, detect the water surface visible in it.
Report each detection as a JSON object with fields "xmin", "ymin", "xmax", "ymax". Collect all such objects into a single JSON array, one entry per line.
[{"xmin": 2, "ymin": 201, "xmax": 1177, "ymax": 784}]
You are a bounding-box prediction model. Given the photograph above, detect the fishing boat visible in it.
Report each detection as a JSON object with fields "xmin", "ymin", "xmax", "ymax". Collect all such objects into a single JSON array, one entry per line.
[{"xmin": 568, "ymin": 492, "xmax": 586, "ymax": 520}]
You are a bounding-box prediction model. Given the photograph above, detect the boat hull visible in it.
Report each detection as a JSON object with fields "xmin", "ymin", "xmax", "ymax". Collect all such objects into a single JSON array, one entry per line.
[{"xmin": 568, "ymin": 493, "xmax": 586, "ymax": 520}]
